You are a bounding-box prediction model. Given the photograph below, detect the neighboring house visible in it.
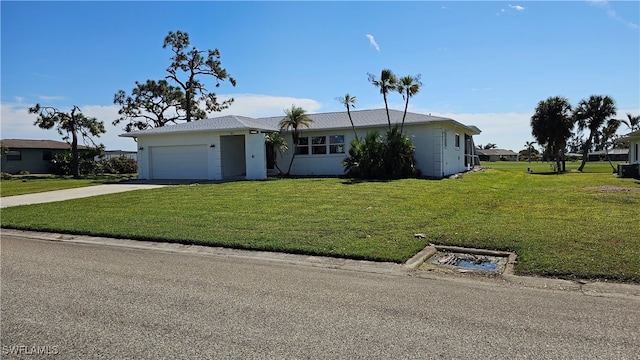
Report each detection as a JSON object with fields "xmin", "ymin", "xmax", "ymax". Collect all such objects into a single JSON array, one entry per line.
[
  {"xmin": 0, "ymin": 139, "xmax": 87, "ymax": 174},
  {"xmin": 587, "ymin": 148, "xmax": 628, "ymax": 162},
  {"xmin": 618, "ymin": 130, "xmax": 640, "ymax": 178},
  {"xmin": 120, "ymin": 109, "xmax": 481, "ymax": 180},
  {"xmin": 476, "ymin": 148, "xmax": 519, "ymax": 162}
]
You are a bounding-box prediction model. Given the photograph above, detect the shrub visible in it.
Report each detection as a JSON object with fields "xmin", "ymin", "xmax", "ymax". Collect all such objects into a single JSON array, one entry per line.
[
  {"xmin": 49, "ymin": 151, "xmax": 100, "ymax": 176},
  {"xmin": 343, "ymin": 125, "xmax": 418, "ymax": 179},
  {"xmin": 97, "ymin": 155, "xmax": 137, "ymax": 174}
]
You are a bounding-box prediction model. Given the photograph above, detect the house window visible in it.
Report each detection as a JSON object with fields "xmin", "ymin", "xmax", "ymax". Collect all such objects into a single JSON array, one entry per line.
[
  {"xmin": 455, "ymin": 134, "xmax": 461, "ymax": 148},
  {"xmin": 312, "ymin": 136, "xmax": 327, "ymax": 154},
  {"xmin": 295, "ymin": 137, "xmax": 309, "ymax": 155},
  {"xmin": 43, "ymin": 151, "xmax": 53, "ymax": 161},
  {"xmin": 295, "ymin": 135, "xmax": 345, "ymax": 155},
  {"xmin": 6, "ymin": 150, "xmax": 21, "ymax": 161},
  {"xmin": 329, "ymin": 135, "xmax": 345, "ymax": 154},
  {"xmin": 443, "ymin": 131, "xmax": 448, "ymax": 148}
]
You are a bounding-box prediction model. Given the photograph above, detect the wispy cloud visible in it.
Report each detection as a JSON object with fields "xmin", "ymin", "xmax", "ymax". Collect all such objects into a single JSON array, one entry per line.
[
  {"xmin": 589, "ymin": 0, "xmax": 638, "ymax": 29},
  {"xmin": 497, "ymin": 5, "xmax": 525, "ymax": 16},
  {"xmin": 365, "ymin": 34, "xmax": 380, "ymax": 52}
]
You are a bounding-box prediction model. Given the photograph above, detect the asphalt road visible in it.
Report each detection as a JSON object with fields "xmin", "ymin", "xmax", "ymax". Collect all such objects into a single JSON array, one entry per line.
[{"xmin": 2, "ymin": 235, "xmax": 639, "ymax": 359}]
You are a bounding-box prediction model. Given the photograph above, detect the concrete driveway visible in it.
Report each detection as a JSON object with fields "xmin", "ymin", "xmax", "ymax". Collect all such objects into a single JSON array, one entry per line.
[{"xmin": 0, "ymin": 183, "xmax": 166, "ymax": 208}]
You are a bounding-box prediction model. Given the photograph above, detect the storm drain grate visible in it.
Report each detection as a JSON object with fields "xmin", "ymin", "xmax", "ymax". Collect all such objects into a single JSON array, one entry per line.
[{"xmin": 427, "ymin": 250, "xmax": 510, "ymax": 273}]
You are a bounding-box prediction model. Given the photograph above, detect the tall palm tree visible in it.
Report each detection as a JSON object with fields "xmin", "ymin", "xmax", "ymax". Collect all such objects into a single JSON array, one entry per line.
[
  {"xmin": 337, "ymin": 93, "xmax": 358, "ymax": 139},
  {"xmin": 530, "ymin": 96, "xmax": 573, "ymax": 173},
  {"xmin": 368, "ymin": 69, "xmax": 398, "ymax": 130},
  {"xmin": 573, "ymin": 95, "xmax": 617, "ymax": 172},
  {"xmin": 524, "ymin": 141, "xmax": 536, "ymax": 163},
  {"xmin": 396, "ymin": 74, "xmax": 422, "ymax": 133},
  {"xmin": 279, "ymin": 105, "xmax": 313, "ymax": 175}
]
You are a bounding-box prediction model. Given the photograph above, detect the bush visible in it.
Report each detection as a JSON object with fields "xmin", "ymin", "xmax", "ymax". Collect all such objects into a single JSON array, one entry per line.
[
  {"xmin": 343, "ymin": 125, "xmax": 418, "ymax": 179},
  {"xmin": 97, "ymin": 155, "xmax": 137, "ymax": 174},
  {"xmin": 49, "ymin": 151, "xmax": 99, "ymax": 176}
]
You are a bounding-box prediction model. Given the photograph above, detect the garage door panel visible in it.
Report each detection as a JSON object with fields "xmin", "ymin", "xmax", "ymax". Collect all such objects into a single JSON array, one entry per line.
[{"xmin": 150, "ymin": 145, "xmax": 208, "ymax": 179}]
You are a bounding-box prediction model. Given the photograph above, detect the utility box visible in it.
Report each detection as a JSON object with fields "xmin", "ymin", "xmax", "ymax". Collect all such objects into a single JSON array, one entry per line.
[{"xmin": 618, "ymin": 163, "xmax": 640, "ymax": 178}]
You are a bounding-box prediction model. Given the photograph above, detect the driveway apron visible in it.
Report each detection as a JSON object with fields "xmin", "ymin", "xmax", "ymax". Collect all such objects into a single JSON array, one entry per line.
[{"xmin": 0, "ymin": 184, "xmax": 166, "ymax": 208}]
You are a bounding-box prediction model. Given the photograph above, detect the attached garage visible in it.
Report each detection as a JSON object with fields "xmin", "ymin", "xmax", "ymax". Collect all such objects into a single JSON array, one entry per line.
[{"xmin": 150, "ymin": 145, "xmax": 208, "ymax": 179}]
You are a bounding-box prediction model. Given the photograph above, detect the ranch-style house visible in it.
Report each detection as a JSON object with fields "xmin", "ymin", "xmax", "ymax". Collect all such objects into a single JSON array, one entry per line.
[{"xmin": 121, "ymin": 108, "xmax": 482, "ymax": 180}]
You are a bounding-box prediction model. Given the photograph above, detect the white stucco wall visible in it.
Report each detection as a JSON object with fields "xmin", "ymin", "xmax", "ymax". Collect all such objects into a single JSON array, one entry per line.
[
  {"xmin": 629, "ymin": 140, "xmax": 639, "ymax": 165},
  {"xmin": 276, "ymin": 122, "xmax": 474, "ymax": 178},
  {"xmin": 134, "ymin": 130, "xmax": 266, "ymax": 180},
  {"xmin": 245, "ymin": 132, "xmax": 267, "ymax": 180}
]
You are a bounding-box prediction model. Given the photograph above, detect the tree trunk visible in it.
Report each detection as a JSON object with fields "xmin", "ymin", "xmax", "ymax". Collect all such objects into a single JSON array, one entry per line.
[
  {"xmin": 286, "ymin": 153, "xmax": 296, "ymax": 176},
  {"xmin": 401, "ymin": 97, "xmax": 409, "ymax": 133},
  {"xmin": 71, "ymin": 123, "xmax": 80, "ymax": 179},
  {"xmin": 347, "ymin": 108, "xmax": 358, "ymax": 140},
  {"xmin": 185, "ymin": 88, "xmax": 192, "ymax": 122},
  {"xmin": 604, "ymin": 148, "xmax": 616, "ymax": 172},
  {"xmin": 578, "ymin": 134, "xmax": 593, "ymax": 172},
  {"xmin": 383, "ymin": 92, "xmax": 391, "ymax": 130}
]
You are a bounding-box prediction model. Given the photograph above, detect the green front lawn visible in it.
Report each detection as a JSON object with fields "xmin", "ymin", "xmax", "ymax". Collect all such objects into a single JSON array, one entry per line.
[
  {"xmin": 0, "ymin": 175, "xmax": 135, "ymax": 197},
  {"xmin": 1, "ymin": 163, "xmax": 638, "ymax": 282}
]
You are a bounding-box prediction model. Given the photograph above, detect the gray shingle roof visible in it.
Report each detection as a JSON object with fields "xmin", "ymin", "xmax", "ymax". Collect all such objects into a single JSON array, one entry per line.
[
  {"xmin": 120, "ymin": 109, "xmax": 481, "ymax": 137},
  {"xmin": 0, "ymin": 139, "xmax": 87, "ymax": 150},
  {"xmin": 476, "ymin": 148, "xmax": 518, "ymax": 156}
]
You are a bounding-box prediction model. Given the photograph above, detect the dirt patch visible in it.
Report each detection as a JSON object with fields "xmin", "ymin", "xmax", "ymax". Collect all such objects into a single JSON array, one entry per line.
[{"xmin": 587, "ymin": 186, "xmax": 640, "ymax": 193}]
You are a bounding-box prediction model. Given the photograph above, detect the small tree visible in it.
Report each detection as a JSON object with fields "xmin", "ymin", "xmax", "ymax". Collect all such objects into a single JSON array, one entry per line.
[
  {"xmin": 279, "ymin": 105, "xmax": 313, "ymax": 175},
  {"xmin": 29, "ymin": 104, "xmax": 105, "ymax": 178},
  {"xmin": 264, "ymin": 132, "xmax": 288, "ymax": 175},
  {"xmin": 524, "ymin": 141, "xmax": 536, "ymax": 163},
  {"xmin": 163, "ymin": 30, "xmax": 236, "ymax": 122},
  {"xmin": 337, "ymin": 93, "xmax": 358, "ymax": 139}
]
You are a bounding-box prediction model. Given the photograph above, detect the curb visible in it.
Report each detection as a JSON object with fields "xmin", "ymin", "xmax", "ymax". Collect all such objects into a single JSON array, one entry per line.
[{"xmin": 3, "ymin": 229, "xmax": 639, "ymax": 298}]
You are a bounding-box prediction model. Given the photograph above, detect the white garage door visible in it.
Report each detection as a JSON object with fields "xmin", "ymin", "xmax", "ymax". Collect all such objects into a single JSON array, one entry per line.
[{"xmin": 150, "ymin": 145, "xmax": 208, "ymax": 179}]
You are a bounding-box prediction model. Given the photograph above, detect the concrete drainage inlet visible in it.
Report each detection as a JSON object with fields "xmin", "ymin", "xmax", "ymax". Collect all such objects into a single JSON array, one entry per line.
[
  {"xmin": 429, "ymin": 252, "xmax": 507, "ymax": 273},
  {"xmin": 411, "ymin": 245, "xmax": 517, "ymax": 275}
]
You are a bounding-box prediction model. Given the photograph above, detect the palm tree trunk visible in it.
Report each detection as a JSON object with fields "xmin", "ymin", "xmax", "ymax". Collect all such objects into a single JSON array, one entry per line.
[
  {"xmin": 578, "ymin": 134, "xmax": 593, "ymax": 172},
  {"xmin": 604, "ymin": 148, "xmax": 616, "ymax": 172},
  {"xmin": 347, "ymin": 107, "xmax": 358, "ymax": 139},
  {"xmin": 401, "ymin": 97, "xmax": 409, "ymax": 133},
  {"xmin": 286, "ymin": 154, "xmax": 296, "ymax": 176},
  {"xmin": 383, "ymin": 92, "xmax": 391, "ymax": 130}
]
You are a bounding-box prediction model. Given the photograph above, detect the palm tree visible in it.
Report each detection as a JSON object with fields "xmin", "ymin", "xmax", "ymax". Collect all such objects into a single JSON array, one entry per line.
[
  {"xmin": 337, "ymin": 93, "xmax": 358, "ymax": 139},
  {"xmin": 279, "ymin": 105, "xmax": 313, "ymax": 175},
  {"xmin": 264, "ymin": 132, "xmax": 288, "ymax": 175},
  {"xmin": 524, "ymin": 141, "xmax": 536, "ymax": 163},
  {"xmin": 530, "ymin": 96, "xmax": 573, "ymax": 173},
  {"xmin": 368, "ymin": 69, "xmax": 398, "ymax": 130},
  {"xmin": 599, "ymin": 118, "xmax": 623, "ymax": 172},
  {"xmin": 573, "ymin": 95, "xmax": 617, "ymax": 172},
  {"xmin": 622, "ymin": 113, "xmax": 640, "ymax": 132},
  {"xmin": 396, "ymin": 74, "xmax": 422, "ymax": 133}
]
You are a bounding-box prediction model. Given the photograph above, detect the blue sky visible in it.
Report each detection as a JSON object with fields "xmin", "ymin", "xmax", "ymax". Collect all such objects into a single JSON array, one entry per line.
[{"xmin": 2, "ymin": 1, "xmax": 638, "ymax": 152}]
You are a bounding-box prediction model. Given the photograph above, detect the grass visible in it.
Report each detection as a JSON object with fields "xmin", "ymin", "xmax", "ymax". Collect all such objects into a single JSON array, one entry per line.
[
  {"xmin": 1, "ymin": 161, "xmax": 638, "ymax": 282},
  {"xmin": 0, "ymin": 175, "xmax": 136, "ymax": 197}
]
